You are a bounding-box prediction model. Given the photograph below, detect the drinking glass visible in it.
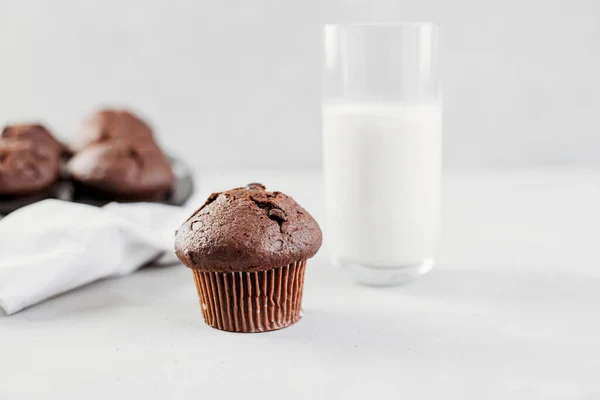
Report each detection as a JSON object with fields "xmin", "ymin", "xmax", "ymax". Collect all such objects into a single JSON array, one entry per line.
[{"xmin": 323, "ymin": 23, "xmax": 441, "ymax": 286}]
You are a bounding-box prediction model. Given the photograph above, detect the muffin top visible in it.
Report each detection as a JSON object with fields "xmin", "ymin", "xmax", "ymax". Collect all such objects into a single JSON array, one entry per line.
[
  {"xmin": 67, "ymin": 108, "xmax": 175, "ymax": 199},
  {"xmin": 67, "ymin": 141, "xmax": 175, "ymax": 200},
  {"xmin": 2, "ymin": 124, "xmax": 63, "ymax": 156},
  {"xmin": 69, "ymin": 109, "xmax": 154, "ymax": 153},
  {"xmin": 175, "ymin": 183, "xmax": 322, "ymax": 272},
  {"xmin": 0, "ymin": 138, "xmax": 60, "ymax": 195}
]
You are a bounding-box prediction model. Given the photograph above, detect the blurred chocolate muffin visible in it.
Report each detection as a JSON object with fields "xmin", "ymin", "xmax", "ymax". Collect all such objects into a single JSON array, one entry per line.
[
  {"xmin": 69, "ymin": 109, "xmax": 154, "ymax": 153},
  {"xmin": 68, "ymin": 142, "xmax": 174, "ymax": 201},
  {"xmin": 67, "ymin": 109, "xmax": 175, "ymax": 201},
  {"xmin": 2, "ymin": 124, "xmax": 64, "ymax": 157},
  {"xmin": 0, "ymin": 138, "xmax": 61, "ymax": 196}
]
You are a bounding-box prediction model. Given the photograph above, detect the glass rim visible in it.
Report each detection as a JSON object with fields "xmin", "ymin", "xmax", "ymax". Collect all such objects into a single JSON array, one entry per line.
[{"xmin": 324, "ymin": 22, "xmax": 439, "ymax": 29}]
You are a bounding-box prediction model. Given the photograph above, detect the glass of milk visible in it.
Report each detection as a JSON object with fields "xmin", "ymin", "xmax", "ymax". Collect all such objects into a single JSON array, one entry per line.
[{"xmin": 323, "ymin": 23, "xmax": 441, "ymax": 286}]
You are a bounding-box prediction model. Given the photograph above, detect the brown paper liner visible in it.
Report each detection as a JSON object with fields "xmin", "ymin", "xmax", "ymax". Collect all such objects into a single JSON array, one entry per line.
[{"xmin": 192, "ymin": 260, "xmax": 307, "ymax": 333}]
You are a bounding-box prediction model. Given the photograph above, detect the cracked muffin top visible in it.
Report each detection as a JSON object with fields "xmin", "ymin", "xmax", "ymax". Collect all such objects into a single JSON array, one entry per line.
[
  {"xmin": 174, "ymin": 183, "xmax": 322, "ymax": 272},
  {"xmin": 0, "ymin": 125, "xmax": 62, "ymax": 196},
  {"xmin": 67, "ymin": 109, "xmax": 175, "ymax": 201},
  {"xmin": 69, "ymin": 109, "xmax": 154, "ymax": 153}
]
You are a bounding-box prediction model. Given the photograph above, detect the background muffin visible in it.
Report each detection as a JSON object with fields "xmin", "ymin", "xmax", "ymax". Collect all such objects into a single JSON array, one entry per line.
[
  {"xmin": 0, "ymin": 124, "xmax": 62, "ymax": 196},
  {"xmin": 2, "ymin": 124, "xmax": 64, "ymax": 157},
  {"xmin": 67, "ymin": 109, "xmax": 175, "ymax": 201},
  {"xmin": 68, "ymin": 109, "xmax": 155, "ymax": 153},
  {"xmin": 175, "ymin": 183, "xmax": 322, "ymax": 333}
]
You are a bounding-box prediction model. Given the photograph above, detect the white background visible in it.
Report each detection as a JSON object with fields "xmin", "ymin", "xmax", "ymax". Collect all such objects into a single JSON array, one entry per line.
[{"xmin": 1, "ymin": 0, "xmax": 599, "ymax": 169}]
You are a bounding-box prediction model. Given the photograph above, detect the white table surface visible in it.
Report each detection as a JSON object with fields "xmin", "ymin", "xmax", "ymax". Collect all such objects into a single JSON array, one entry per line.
[{"xmin": 1, "ymin": 168, "xmax": 599, "ymax": 399}]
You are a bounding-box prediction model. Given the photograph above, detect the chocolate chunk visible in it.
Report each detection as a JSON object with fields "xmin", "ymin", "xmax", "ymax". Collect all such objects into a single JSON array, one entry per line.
[
  {"xmin": 246, "ymin": 183, "xmax": 266, "ymax": 190},
  {"xmin": 268, "ymin": 207, "xmax": 286, "ymax": 223}
]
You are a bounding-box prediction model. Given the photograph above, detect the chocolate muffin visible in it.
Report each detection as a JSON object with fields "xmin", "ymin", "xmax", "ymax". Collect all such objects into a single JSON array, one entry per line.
[
  {"xmin": 0, "ymin": 124, "xmax": 62, "ymax": 197},
  {"xmin": 175, "ymin": 183, "xmax": 322, "ymax": 333},
  {"xmin": 69, "ymin": 109, "xmax": 154, "ymax": 153},
  {"xmin": 67, "ymin": 109, "xmax": 175, "ymax": 201},
  {"xmin": 2, "ymin": 124, "xmax": 64, "ymax": 156},
  {"xmin": 68, "ymin": 142, "xmax": 175, "ymax": 201},
  {"xmin": 0, "ymin": 138, "xmax": 60, "ymax": 196}
]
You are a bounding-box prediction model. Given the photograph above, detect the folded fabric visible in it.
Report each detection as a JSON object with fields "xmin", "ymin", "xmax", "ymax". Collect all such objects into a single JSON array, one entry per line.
[{"xmin": 0, "ymin": 199, "xmax": 186, "ymax": 315}]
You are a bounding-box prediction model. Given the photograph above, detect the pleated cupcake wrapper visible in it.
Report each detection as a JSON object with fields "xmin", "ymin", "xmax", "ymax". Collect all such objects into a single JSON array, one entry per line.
[{"xmin": 192, "ymin": 260, "xmax": 307, "ymax": 333}]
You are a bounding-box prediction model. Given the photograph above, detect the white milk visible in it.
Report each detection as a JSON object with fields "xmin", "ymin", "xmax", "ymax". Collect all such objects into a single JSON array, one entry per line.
[{"xmin": 323, "ymin": 103, "xmax": 442, "ymax": 268}]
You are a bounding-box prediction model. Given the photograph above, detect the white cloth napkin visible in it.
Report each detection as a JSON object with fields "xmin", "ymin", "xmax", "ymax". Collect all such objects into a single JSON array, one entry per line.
[{"xmin": 0, "ymin": 199, "xmax": 187, "ymax": 315}]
